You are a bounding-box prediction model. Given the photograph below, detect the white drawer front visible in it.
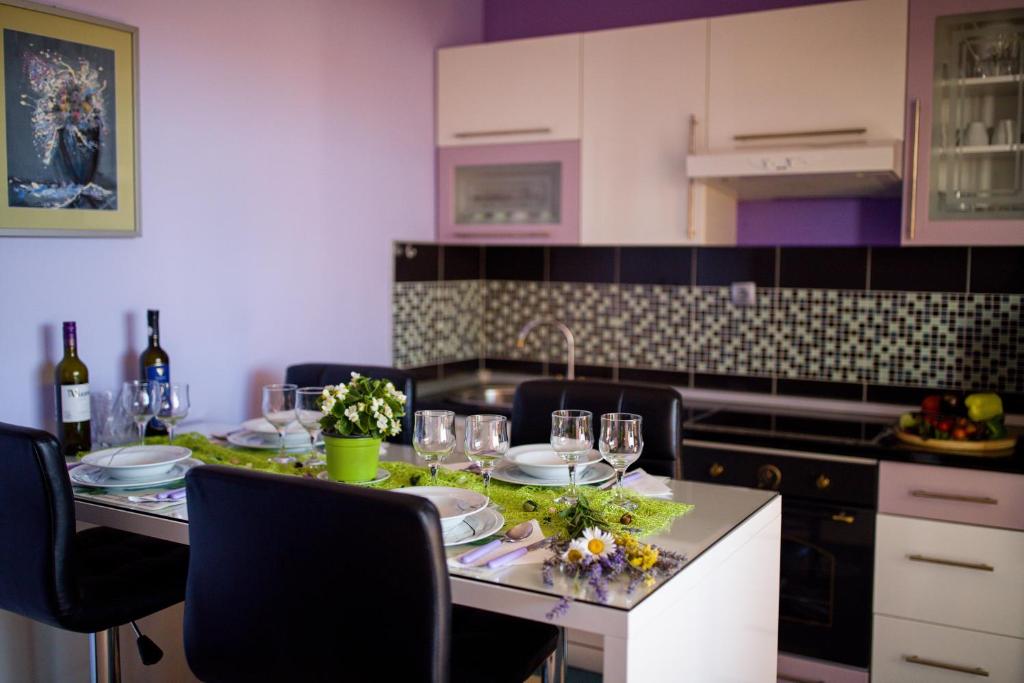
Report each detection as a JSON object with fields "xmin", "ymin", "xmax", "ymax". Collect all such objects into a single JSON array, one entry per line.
[
  {"xmin": 874, "ymin": 514, "xmax": 1024, "ymax": 637},
  {"xmin": 873, "ymin": 615, "xmax": 1024, "ymax": 683}
]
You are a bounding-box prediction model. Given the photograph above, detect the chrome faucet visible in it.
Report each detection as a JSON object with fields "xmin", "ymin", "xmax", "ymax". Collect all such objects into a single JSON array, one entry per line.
[{"xmin": 515, "ymin": 318, "xmax": 576, "ymax": 380}]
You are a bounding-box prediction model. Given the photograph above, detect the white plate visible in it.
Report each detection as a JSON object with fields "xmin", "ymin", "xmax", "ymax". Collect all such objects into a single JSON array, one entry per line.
[
  {"xmin": 443, "ymin": 507, "xmax": 504, "ymax": 547},
  {"xmin": 81, "ymin": 445, "xmax": 192, "ymax": 480},
  {"xmin": 70, "ymin": 458, "xmax": 202, "ymax": 489},
  {"xmin": 241, "ymin": 417, "xmax": 308, "ymax": 437},
  {"xmin": 491, "ymin": 461, "xmax": 615, "ymax": 487},
  {"xmin": 393, "ymin": 486, "xmax": 489, "ymax": 532},
  {"xmin": 317, "ymin": 468, "xmax": 390, "ymax": 486},
  {"xmin": 506, "ymin": 444, "xmax": 601, "ymax": 480},
  {"xmin": 227, "ymin": 431, "xmax": 322, "ymax": 451}
]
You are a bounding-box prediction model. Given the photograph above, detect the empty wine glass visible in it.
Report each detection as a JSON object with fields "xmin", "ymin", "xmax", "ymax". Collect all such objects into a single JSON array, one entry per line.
[
  {"xmin": 121, "ymin": 380, "xmax": 150, "ymax": 446},
  {"xmin": 149, "ymin": 383, "xmax": 190, "ymax": 445},
  {"xmin": 464, "ymin": 414, "xmax": 509, "ymax": 507},
  {"xmin": 262, "ymin": 384, "xmax": 297, "ymax": 464},
  {"xmin": 550, "ymin": 409, "xmax": 593, "ymax": 506},
  {"xmin": 414, "ymin": 410, "xmax": 456, "ymax": 486},
  {"xmin": 295, "ymin": 387, "xmax": 324, "ymax": 464},
  {"xmin": 599, "ymin": 413, "xmax": 643, "ymax": 511}
]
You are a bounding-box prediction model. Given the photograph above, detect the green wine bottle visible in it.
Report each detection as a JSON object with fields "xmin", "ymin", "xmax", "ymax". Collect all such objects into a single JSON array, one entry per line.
[
  {"xmin": 55, "ymin": 321, "xmax": 91, "ymax": 456},
  {"xmin": 140, "ymin": 309, "xmax": 170, "ymax": 436}
]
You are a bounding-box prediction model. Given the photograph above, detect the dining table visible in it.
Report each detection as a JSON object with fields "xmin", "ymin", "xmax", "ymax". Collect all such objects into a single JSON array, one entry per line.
[{"xmin": 72, "ymin": 422, "xmax": 781, "ymax": 683}]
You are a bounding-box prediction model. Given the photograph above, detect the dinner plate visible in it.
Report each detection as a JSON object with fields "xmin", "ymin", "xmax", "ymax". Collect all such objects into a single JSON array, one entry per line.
[
  {"xmin": 443, "ymin": 507, "xmax": 504, "ymax": 547},
  {"xmin": 506, "ymin": 444, "xmax": 602, "ymax": 480},
  {"xmin": 70, "ymin": 458, "xmax": 202, "ymax": 489},
  {"xmin": 81, "ymin": 445, "xmax": 192, "ymax": 480},
  {"xmin": 393, "ymin": 486, "xmax": 489, "ymax": 532},
  {"xmin": 317, "ymin": 468, "xmax": 390, "ymax": 486},
  {"xmin": 241, "ymin": 417, "xmax": 309, "ymax": 437},
  {"xmin": 227, "ymin": 431, "xmax": 322, "ymax": 451},
  {"xmin": 491, "ymin": 461, "xmax": 615, "ymax": 487}
]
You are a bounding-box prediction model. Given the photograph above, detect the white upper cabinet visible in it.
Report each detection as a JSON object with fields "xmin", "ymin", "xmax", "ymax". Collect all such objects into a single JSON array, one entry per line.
[
  {"xmin": 581, "ymin": 21, "xmax": 734, "ymax": 245},
  {"xmin": 707, "ymin": 0, "xmax": 908, "ymax": 150},
  {"xmin": 437, "ymin": 35, "xmax": 581, "ymax": 147}
]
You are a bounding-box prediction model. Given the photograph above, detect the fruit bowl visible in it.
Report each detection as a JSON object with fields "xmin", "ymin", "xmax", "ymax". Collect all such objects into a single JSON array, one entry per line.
[{"xmin": 893, "ymin": 428, "xmax": 1016, "ymax": 454}]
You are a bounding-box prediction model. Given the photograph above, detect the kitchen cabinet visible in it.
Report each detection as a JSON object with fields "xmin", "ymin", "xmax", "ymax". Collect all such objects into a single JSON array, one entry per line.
[
  {"xmin": 902, "ymin": 0, "xmax": 1024, "ymax": 245},
  {"xmin": 580, "ymin": 21, "xmax": 735, "ymax": 245},
  {"xmin": 436, "ymin": 35, "xmax": 581, "ymax": 147},
  {"xmin": 707, "ymin": 0, "xmax": 907, "ymax": 151}
]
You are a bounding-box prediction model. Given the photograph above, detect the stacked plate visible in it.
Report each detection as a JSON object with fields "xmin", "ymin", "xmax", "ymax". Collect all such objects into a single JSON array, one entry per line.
[
  {"xmin": 71, "ymin": 445, "xmax": 199, "ymax": 489},
  {"xmin": 227, "ymin": 418, "xmax": 321, "ymax": 451},
  {"xmin": 394, "ymin": 486, "xmax": 503, "ymax": 547},
  {"xmin": 491, "ymin": 444, "xmax": 615, "ymax": 487}
]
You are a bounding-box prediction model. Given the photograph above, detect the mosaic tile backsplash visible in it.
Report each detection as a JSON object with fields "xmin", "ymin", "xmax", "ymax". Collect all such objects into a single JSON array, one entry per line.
[{"xmin": 392, "ymin": 244, "xmax": 1024, "ymax": 403}]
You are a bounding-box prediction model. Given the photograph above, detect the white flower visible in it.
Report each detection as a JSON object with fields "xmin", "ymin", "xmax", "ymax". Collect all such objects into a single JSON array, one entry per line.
[
  {"xmin": 370, "ymin": 397, "xmax": 383, "ymax": 411},
  {"xmin": 350, "ymin": 371, "xmax": 361, "ymax": 380},
  {"xmin": 336, "ymin": 385, "xmax": 348, "ymax": 399},
  {"xmin": 357, "ymin": 402, "xmax": 365, "ymax": 411},
  {"xmin": 383, "ymin": 405, "xmax": 393, "ymax": 418},
  {"xmin": 385, "ymin": 381, "xmax": 395, "ymax": 393},
  {"xmin": 395, "ymin": 392, "xmax": 407, "ymax": 405},
  {"xmin": 376, "ymin": 415, "xmax": 389, "ymax": 430},
  {"xmin": 562, "ymin": 539, "xmax": 590, "ymax": 564},
  {"xmin": 321, "ymin": 396, "xmax": 336, "ymax": 413},
  {"xmin": 390, "ymin": 419, "xmax": 400, "ymax": 434},
  {"xmin": 321, "ymin": 387, "xmax": 333, "ymax": 400},
  {"xmin": 344, "ymin": 405, "xmax": 359, "ymax": 422},
  {"xmin": 581, "ymin": 528, "xmax": 617, "ymax": 559}
]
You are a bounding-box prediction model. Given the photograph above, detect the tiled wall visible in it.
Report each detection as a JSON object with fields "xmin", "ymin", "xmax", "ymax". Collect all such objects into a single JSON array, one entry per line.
[{"xmin": 392, "ymin": 244, "xmax": 1024, "ymax": 408}]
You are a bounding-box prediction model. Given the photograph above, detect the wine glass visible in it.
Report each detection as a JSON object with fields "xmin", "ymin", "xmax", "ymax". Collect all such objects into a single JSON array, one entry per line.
[
  {"xmin": 262, "ymin": 384, "xmax": 297, "ymax": 464},
  {"xmin": 414, "ymin": 410, "xmax": 456, "ymax": 486},
  {"xmin": 550, "ymin": 409, "xmax": 593, "ymax": 506},
  {"xmin": 121, "ymin": 380, "xmax": 151, "ymax": 446},
  {"xmin": 464, "ymin": 414, "xmax": 509, "ymax": 507},
  {"xmin": 599, "ymin": 413, "xmax": 643, "ymax": 511},
  {"xmin": 149, "ymin": 383, "xmax": 190, "ymax": 445},
  {"xmin": 295, "ymin": 387, "xmax": 324, "ymax": 464}
]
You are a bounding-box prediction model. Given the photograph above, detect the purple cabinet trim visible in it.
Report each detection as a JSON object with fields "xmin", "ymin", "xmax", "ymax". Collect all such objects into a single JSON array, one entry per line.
[{"xmin": 737, "ymin": 198, "xmax": 902, "ymax": 246}]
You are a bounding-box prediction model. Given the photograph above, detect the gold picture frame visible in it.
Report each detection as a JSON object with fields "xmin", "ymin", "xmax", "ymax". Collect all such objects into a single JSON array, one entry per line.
[{"xmin": 0, "ymin": 0, "xmax": 138, "ymax": 237}]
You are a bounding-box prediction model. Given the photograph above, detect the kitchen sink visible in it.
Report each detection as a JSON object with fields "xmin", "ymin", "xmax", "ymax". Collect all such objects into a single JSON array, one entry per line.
[{"xmin": 445, "ymin": 384, "xmax": 518, "ymax": 411}]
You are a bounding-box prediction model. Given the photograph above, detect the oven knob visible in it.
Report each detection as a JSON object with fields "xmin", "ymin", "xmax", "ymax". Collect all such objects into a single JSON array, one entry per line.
[
  {"xmin": 709, "ymin": 462, "xmax": 725, "ymax": 478},
  {"xmin": 816, "ymin": 474, "xmax": 831, "ymax": 490},
  {"xmin": 756, "ymin": 464, "xmax": 782, "ymax": 490}
]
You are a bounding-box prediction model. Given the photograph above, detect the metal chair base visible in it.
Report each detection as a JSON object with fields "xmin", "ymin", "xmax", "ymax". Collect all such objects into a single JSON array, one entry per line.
[{"xmin": 89, "ymin": 627, "xmax": 120, "ymax": 683}]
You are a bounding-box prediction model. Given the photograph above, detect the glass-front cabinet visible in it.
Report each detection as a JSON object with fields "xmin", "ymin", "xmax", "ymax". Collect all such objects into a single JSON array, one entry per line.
[{"xmin": 905, "ymin": 0, "xmax": 1024, "ymax": 244}]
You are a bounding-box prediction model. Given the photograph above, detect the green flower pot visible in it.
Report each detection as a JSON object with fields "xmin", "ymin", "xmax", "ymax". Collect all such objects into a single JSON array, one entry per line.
[{"xmin": 324, "ymin": 434, "xmax": 381, "ymax": 482}]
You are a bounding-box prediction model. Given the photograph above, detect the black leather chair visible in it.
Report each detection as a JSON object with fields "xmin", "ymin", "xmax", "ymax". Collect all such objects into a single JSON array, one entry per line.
[
  {"xmin": 184, "ymin": 465, "xmax": 561, "ymax": 683},
  {"xmin": 285, "ymin": 363, "xmax": 415, "ymax": 445},
  {"xmin": 0, "ymin": 422, "xmax": 189, "ymax": 682},
  {"xmin": 511, "ymin": 380, "xmax": 684, "ymax": 478}
]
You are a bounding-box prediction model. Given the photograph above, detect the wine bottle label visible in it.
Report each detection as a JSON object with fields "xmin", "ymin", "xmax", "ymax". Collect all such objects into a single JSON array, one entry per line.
[
  {"xmin": 145, "ymin": 363, "xmax": 170, "ymax": 384},
  {"xmin": 60, "ymin": 384, "xmax": 91, "ymax": 423}
]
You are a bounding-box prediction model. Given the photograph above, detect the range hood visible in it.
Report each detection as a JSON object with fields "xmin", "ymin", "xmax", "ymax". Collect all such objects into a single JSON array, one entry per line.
[{"xmin": 686, "ymin": 139, "xmax": 904, "ymax": 201}]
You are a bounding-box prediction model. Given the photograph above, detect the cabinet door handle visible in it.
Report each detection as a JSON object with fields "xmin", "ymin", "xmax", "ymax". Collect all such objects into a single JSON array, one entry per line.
[
  {"xmin": 831, "ymin": 513, "xmax": 855, "ymax": 524},
  {"xmin": 906, "ymin": 98, "xmax": 920, "ymax": 240},
  {"xmin": 907, "ymin": 554, "xmax": 994, "ymax": 572},
  {"xmin": 732, "ymin": 127, "xmax": 866, "ymax": 141},
  {"xmin": 451, "ymin": 231, "xmax": 551, "ymax": 239},
  {"xmin": 687, "ymin": 114, "xmax": 697, "ymax": 241},
  {"xmin": 903, "ymin": 655, "xmax": 989, "ymax": 677},
  {"xmin": 910, "ymin": 489, "xmax": 998, "ymax": 505},
  {"xmin": 453, "ymin": 127, "xmax": 552, "ymax": 139}
]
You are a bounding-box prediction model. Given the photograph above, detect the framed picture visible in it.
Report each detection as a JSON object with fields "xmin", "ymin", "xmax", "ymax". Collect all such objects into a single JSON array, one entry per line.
[{"xmin": 0, "ymin": 0, "xmax": 137, "ymax": 237}]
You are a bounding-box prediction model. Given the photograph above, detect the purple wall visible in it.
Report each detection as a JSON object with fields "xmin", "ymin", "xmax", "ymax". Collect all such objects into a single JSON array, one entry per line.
[{"xmin": 0, "ymin": 0, "xmax": 483, "ymax": 431}]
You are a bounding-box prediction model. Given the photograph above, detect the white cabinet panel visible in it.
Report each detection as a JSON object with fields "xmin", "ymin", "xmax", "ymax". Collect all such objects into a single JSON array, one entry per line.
[
  {"xmin": 437, "ymin": 35, "xmax": 581, "ymax": 146},
  {"xmin": 707, "ymin": 0, "xmax": 907, "ymax": 150}
]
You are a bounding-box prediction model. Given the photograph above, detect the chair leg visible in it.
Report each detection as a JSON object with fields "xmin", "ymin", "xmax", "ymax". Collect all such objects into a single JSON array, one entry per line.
[
  {"xmin": 89, "ymin": 627, "xmax": 121, "ymax": 683},
  {"xmin": 541, "ymin": 627, "xmax": 568, "ymax": 683}
]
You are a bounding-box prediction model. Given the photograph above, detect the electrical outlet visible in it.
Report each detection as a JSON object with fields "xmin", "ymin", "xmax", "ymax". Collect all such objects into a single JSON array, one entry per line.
[{"xmin": 730, "ymin": 281, "xmax": 756, "ymax": 306}]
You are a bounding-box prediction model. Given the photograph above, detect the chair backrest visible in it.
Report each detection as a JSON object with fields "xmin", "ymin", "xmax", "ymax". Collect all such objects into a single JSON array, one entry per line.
[
  {"xmin": 0, "ymin": 422, "xmax": 78, "ymax": 628},
  {"xmin": 285, "ymin": 363, "xmax": 416, "ymax": 445},
  {"xmin": 184, "ymin": 466, "xmax": 451, "ymax": 683},
  {"xmin": 510, "ymin": 380, "xmax": 683, "ymax": 478}
]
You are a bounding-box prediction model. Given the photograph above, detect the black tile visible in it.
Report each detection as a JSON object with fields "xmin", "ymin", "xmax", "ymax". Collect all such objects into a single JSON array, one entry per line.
[
  {"xmin": 870, "ymin": 247, "xmax": 968, "ymax": 292},
  {"xmin": 618, "ymin": 367, "xmax": 691, "ymax": 387},
  {"xmin": 394, "ymin": 243, "xmax": 438, "ymax": 282},
  {"xmin": 865, "ymin": 384, "xmax": 937, "ymax": 407},
  {"xmin": 693, "ymin": 373, "xmax": 772, "ymax": 393},
  {"xmin": 777, "ymin": 378, "xmax": 863, "ymax": 401},
  {"xmin": 779, "ymin": 248, "xmax": 867, "ymax": 290},
  {"xmin": 547, "ymin": 363, "xmax": 614, "ymax": 379},
  {"xmin": 404, "ymin": 364, "xmax": 440, "ymax": 381},
  {"xmin": 620, "ymin": 247, "xmax": 692, "ymax": 285},
  {"xmin": 482, "ymin": 358, "xmax": 545, "ymax": 375},
  {"xmin": 440, "ymin": 359, "xmax": 480, "ymax": 377},
  {"xmin": 970, "ymin": 247, "xmax": 1024, "ymax": 294},
  {"xmin": 695, "ymin": 248, "xmax": 775, "ymax": 287},
  {"xmin": 443, "ymin": 246, "xmax": 481, "ymax": 281},
  {"xmin": 549, "ymin": 247, "xmax": 614, "ymax": 283},
  {"xmin": 484, "ymin": 247, "xmax": 545, "ymax": 281}
]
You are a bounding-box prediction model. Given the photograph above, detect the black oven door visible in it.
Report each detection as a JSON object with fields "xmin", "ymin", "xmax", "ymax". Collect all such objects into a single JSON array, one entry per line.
[{"xmin": 779, "ymin": 498, "xmax": 875, "ymax": 668}]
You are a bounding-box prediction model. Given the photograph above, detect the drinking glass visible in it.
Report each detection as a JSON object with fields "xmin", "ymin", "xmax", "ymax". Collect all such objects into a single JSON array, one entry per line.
[
  {"xmin": 262, "ymin": 384, "xmax": 297, "ymax": 463},
  {"xmin": 295, "ymin": 387, "xmax": 324, "ymax": 464},
  {"xmin": 121, "ymin": 380, "xmax": 150, "ymax": 446},
  {"xmin": 550, "ymin": 409, "xmax": 593, "ymax": 506},
  {"xmin": 414, "ymin": 410, "xmax": 456, "ymax": 486},
  {"xmin": 464, "ymin": 414, "xmax": 509, "ymax": 507},
  {"xmin": 149, "ymin": 383, "xmax": 190, "ymax": 445},
  {"xmin": 599, "ymin": 413, "xmax": 643, "ymax": 511}
]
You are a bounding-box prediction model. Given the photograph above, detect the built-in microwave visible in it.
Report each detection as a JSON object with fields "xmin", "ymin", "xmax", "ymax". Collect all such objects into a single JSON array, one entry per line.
[{"xmin": 437, "ymin": 141, "xmax": 579, "ymax": 244}]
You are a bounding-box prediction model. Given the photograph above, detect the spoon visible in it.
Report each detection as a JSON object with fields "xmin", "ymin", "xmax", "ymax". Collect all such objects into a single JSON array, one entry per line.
[{"xmin": 458, "ymin": 521, "xmax": 533, "ymax": 564}]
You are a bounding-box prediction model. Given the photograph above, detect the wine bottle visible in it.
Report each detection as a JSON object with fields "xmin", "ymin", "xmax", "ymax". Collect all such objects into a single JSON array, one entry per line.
[
  {"xmin": 55, "ymin": 321, "xmax": 91, "ymax": 456},
  {"xmin": 140, "ymin": 309, "xmax": 170, "ymax": 436}
]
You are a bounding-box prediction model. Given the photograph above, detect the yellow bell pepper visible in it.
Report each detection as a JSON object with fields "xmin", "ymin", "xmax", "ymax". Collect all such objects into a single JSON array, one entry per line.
[{"xmin": 964, "ymin": 393, "xmax": 1003, "ymax": 422}]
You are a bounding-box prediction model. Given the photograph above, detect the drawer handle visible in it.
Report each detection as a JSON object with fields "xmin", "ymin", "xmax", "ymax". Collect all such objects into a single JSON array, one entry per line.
[
  {"xmin": 907, "ymin": 554, "xmax": 994, "ymax": 572},
  {"xmin": 778, "ymin": 675, "xmax": 824, "ymax": 683},
  {"xmin": 831, "ymin": 513, "xmax": 855, "ymax": 524},
  {"xmin": 910, "ymin": 490, "xmax": 998, "ymax": 505},
  {"xmin": 709, "ymin": 462, "xmax": 725, "ymax": 478},
  {"xmin": 451, "ymin": 231, "xmax": 551, "ymax": 239},
  {"xmin": 453, "ymin": 127, "xmax": 552, "ymax": 139},
  {"xmin": 733, "ymin": 126, "xmax": 866, "ymax": 141},
  {"xmin": 903, "ymin": 655, "xmax": 989, "ymax": 677}
]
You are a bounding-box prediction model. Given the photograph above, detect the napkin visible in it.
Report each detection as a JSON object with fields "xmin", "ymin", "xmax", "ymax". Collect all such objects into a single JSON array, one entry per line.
[
  {"xmin": 77, "ymin": 490, "xmax": 186, "ymax": 512},
  {"xmin": 448, "ymin": 519, "xmax": 550, "ymax": 570},
  {"xmin": 616, "ymin": 469, "xmax": 673, "ymax": 498}
]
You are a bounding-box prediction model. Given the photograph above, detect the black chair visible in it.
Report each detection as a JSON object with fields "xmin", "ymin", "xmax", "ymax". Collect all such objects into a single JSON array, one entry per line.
[
  {"xmin": 0, "ymin": 422, "xmax": 189, "ymax": 682},
  {"xmin": 285, "ymin": 363, "xmax": 416, "ymax": 445},
  {"xmin": 511, "ymin": 379, "xmax": 684, "ymax": 478},
  {"xmin": 184, "ymin": 465, "xmax": 561, "ymax": 683}
]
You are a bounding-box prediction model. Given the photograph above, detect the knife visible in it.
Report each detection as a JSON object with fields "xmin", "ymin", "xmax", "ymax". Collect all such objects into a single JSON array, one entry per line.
[{"xmin": 486, "ymin": 535, "xmax": 555, "ymax": 569}]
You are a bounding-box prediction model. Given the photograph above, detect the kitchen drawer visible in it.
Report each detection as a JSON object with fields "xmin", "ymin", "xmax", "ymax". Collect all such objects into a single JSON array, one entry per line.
[
  {"xmin": 872, "ymin": 614, "xmax": 1024, "ymax": 683},
  {"xmin": 878, "ymin": 461, "xmax": 1024, "ymax": 530},
  {"xmin": 777, "ymin": 653, "xmax": 867, "ymax": 683},
  {"xmin": 874, "ymin": 514, "xmax": 1024, "ymax": 638}
]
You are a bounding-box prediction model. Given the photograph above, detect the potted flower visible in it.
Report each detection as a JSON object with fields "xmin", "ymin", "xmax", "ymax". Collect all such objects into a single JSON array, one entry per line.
[{"xmin": 318, "ymin": 373, "xmax": 406, "ymax": 482}]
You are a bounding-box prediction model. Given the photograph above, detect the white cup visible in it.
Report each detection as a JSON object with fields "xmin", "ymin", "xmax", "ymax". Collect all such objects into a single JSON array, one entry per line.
[
  {"xmin": 992, "ymin": 119, "xmax": 1016, "ymax": 146},
  {"xmin": 964, "ymin": 121, "xmax": 990, "ymax": 147}
]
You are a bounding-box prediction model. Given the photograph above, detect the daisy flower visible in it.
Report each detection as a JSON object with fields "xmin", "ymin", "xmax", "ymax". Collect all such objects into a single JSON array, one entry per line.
[
  {"xmin": 562, "ymin": 539, "xmax": 590, "ymax": 564},
  {"xmin": 581, "ymin": 528, "xmax": 617, "ymax": 559}
]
